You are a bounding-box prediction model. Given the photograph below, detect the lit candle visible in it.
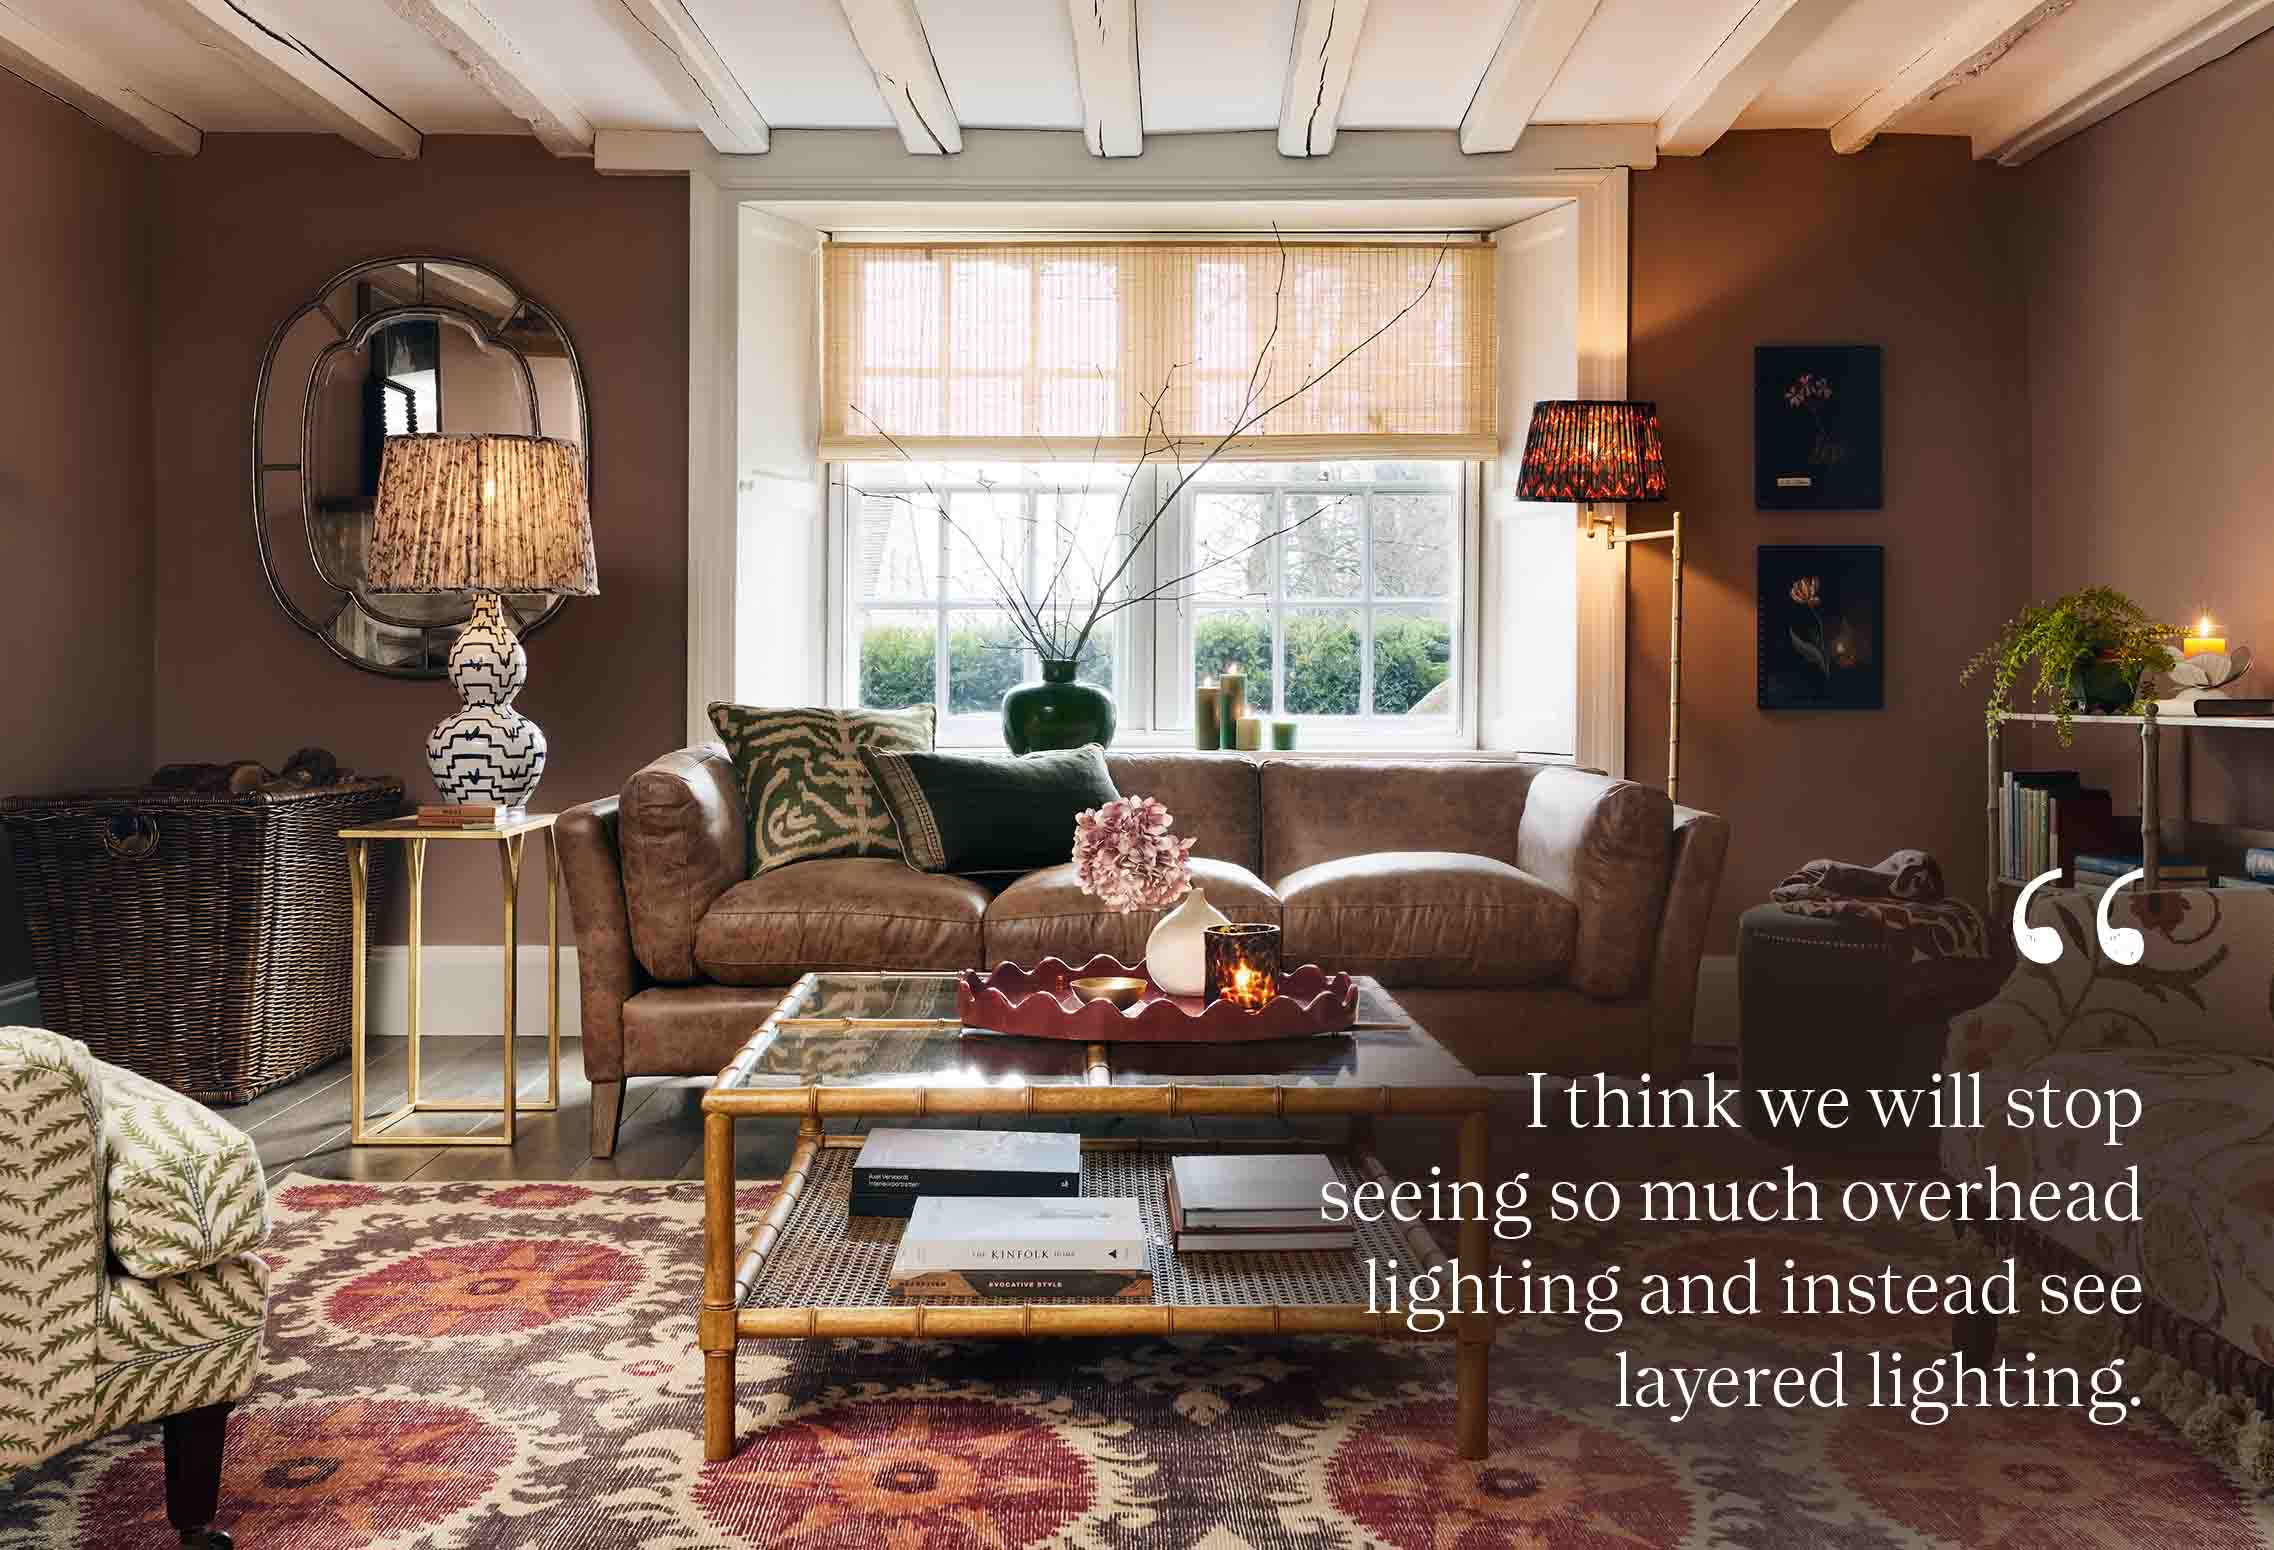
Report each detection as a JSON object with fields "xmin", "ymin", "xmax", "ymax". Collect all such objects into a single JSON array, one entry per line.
[
  {"xmin": 1217, "ymin": 663, "xmax": 1247, "ymax": 734},
  {"xmin": 2184, "ymin": 616, "xmax": 2228, "ymax": 657},
  {"xmin": 1235, "ymin": 717, "xmax": 1264, "ymax": 751},
  {"xmin": 1194, "ymin": 680, "xmax": 1221, "ymax": 751}
]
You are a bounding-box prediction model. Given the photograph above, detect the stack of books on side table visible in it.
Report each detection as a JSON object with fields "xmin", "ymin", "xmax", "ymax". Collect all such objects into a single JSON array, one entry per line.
[
  {"xmin": 850, "ymin": 1129, "xmax": 1080, "ymax": 1217},
  {"xmin": 1168, "ymin": 1154, "xmax": 1355, "ymax": 1252},
  {"xmin": 888, "ymin": 1197, "xmax": 1152, "ymax": 1300}
]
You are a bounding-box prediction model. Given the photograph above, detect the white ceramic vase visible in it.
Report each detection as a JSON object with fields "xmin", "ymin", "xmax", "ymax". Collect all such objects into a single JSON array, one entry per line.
[{"xmin": 1144, "ymin": 887, "xmax": 1229, "ymax": 996}]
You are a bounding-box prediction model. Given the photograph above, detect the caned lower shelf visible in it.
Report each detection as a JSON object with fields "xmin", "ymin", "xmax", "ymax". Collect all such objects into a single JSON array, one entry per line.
[{"xmin": 731, "ymin": 1145, "xmax": 1447, "ymax": 1337}]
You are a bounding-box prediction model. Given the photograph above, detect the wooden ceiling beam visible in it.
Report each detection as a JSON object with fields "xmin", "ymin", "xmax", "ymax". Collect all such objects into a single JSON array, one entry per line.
[
  {"xmin": 1658, "ymin": 0, "xmax": 1858, "ymax": 155},
  {"xmin": 1066, "ymin": 0, "xmax": 1141, "ymax": 157},
  {"xmin": 1978, "ymin": 0, "xmax": 2274, "ymax": 164},
  {"xmin": 0, "ymin": 3, "xmax": 201, "ymax": 154},
  {"xmin": 384, "ymin": 0, "xmax": 592, "ymax": 156},
  {"xmin": 152, "ymin": 0, "xmax": 420, "ymax": 157},
  {"xmin": 836, "ymin": 0, "xmax": 962, "ymax": 155},
  {"xmin": 1278, "ymin": 0, "xmax": 1372, "ymax": 158},
  {"xmin": 604, "ymin": 0, "xmax": 769, "ymax": 154},
  {"xmin": 1458, "ymin": 0, "xmax": 1604, "ymax": 155},
  {"xmin": 1829, "ymin": 0, "xmax": 2064, "ymax": 155}
]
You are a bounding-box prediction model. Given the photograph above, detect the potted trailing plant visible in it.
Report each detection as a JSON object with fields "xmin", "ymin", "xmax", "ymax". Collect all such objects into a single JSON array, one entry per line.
[{"xmin": 1961, "ymin": 586, "xmax": 2179, "ymax": 743}]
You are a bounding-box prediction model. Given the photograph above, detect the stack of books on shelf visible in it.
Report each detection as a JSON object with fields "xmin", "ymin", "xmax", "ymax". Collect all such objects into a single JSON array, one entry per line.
[
  {"xmin": 888, "ymin": 1196, "xmax": 1153, "ymax": 1300},
  {"xmin": 1998, "ymin": 770, "xmax": 2120, "ymax": 882},
  {"xmin": 1166, "ymin": 1154, "xmax": 1355, "ymax": 1252},
  {"xmin": 2071, "ymin": 851, "xmax": 2210, "ymax": 894},
  {"xmin": 850, "ymin": 1128, "xmax": 1079, "ymax": 1218}
]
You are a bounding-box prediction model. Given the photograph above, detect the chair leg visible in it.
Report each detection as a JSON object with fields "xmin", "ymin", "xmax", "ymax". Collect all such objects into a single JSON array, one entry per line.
[
  {"xmin": 162, "ymin": 1401, "xmax": 234, "ymax": 1549},
  {"xmin": 591, "ymin": 1078, "xmax": 626, "ymax": 1158}
]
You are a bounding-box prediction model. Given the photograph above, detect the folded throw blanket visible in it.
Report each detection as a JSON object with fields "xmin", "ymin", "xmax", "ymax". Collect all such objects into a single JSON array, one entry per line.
[{"xmin": 1770, "ymin": 848, "xmax": 1945, "ymax": 904}]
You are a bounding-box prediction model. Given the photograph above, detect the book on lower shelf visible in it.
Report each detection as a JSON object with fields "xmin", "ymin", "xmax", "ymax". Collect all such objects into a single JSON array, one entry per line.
[
  {"xmin": 1167, "ymin": 1154, "xmax": 1355, "ymax": 1252},
  {"xmin": 2074, "ymin": 851, "xmax": 2209, "ymax": 882},
  {"xmin": 850, "ymin": 1129, "xmax": 1080, "ymax": 1218},
  {"xmin": 1997, "ymin": 771, "xmax": 2125, "ymax": 884},
  {"xmin": 888, "ymin": 1196, "xmax": 1152, "ymax": 1300}
]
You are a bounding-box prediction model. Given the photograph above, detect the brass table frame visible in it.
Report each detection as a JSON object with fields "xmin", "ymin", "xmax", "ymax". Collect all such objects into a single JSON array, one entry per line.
[
  {"xmin": 699, "ymin": 972, "xmax": 1495, "ymax": 1463},
  {"xmin": 340, "ymin": 813, "xmax": 561, "ymax": 1147}
]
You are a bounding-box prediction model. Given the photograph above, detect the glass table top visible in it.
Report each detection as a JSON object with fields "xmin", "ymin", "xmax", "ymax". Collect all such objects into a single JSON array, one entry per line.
[{"xmin": 712, "ymin": 973, "xmax": 1482, "ymax": 1093}]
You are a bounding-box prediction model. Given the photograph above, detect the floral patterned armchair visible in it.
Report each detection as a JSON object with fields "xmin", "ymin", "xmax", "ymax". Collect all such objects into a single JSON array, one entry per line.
[
  {"xmin": 1941, "ymin": 888, "xmax": 2274, "ymax": 1473},
  {"xmin": 0, "ymin": 1027, "xmax": 271, "ymax": 1547}
]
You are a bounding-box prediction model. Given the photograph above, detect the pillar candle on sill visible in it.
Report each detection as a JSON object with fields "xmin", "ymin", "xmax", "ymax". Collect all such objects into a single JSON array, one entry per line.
[
  {"xmin": 1235, "ymin": 717, "xmax": 1264, "ymax": 751},
  {"xmin": 1270, "ymin": 719, "xmax": 1297, "ymax": 751},
  {"xmin": 1195, "ymin": 681, "xmax": 1222, "ymax": 751}
]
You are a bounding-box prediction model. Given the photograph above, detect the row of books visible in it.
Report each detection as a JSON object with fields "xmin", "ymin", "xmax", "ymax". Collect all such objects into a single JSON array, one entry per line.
[
  {"xmin": 856, "ymin": 1130, "xmax": 1355, "ymax": 1301},
  {"xmin": 1999, "ymin": 770, "xmax": 2121, "ymax": 882}
]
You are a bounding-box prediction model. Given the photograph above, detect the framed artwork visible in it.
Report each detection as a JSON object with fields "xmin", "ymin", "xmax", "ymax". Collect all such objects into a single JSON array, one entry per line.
[
  {"xmin": 1755, "ymin": 344, "xmax": 1882, "ymax": 509},
  {"xmin": 1758, "ymin": 545, "xmax": 1883, "ymax": 710}
]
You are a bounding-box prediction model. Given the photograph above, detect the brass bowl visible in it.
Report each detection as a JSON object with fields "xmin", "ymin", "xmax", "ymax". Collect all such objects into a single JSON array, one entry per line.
[{"xmin": 1070, "ymin": 975, "xmax": 1147, "ymax": 1010}]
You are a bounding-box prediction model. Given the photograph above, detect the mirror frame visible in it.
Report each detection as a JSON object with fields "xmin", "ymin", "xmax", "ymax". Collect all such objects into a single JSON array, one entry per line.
[{"xmin": 251, "ymin": 255, "xmax": 592, "ymax": 678}]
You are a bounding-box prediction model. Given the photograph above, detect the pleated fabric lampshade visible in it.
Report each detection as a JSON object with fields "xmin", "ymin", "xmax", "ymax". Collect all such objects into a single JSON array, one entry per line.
[
  {"xmin": 1514, "ymin": 400, "xmax": 1668, "ymax": 505},
  {"xmin": 366, "ymin": 433, "xmax": 597, "ymax": 596}
]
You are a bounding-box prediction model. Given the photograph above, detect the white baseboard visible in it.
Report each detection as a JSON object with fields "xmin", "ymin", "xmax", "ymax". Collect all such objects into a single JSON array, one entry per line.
[
  {"xmin": 366, "ymin": 946, "xmax": 581, "ymax": 1038},
  {"xmin": 0, "ymin": 976, "xmax": 39, "ymax": 1027},
  {"xmin": 1693, "ymin": 953, "xmax": 1737, "ymax": 1054}
]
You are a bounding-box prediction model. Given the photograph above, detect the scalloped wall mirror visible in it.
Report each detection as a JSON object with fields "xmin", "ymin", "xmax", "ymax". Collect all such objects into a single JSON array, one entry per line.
[{"xmin": 253, "ymin": 256, "xmax": 591, "ymax": 677}]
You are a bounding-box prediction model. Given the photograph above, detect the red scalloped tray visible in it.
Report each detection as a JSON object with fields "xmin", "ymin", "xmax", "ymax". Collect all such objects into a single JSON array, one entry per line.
[{"xmin": 957, "ymin": 956, "xmax": 1357, "ymax": 1042}]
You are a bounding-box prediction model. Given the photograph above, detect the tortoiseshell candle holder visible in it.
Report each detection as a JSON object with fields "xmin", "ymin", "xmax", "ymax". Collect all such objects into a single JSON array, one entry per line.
[{"xmin": 1203, "ymin": 923, "xmax": 1282, "ymax": 1009}]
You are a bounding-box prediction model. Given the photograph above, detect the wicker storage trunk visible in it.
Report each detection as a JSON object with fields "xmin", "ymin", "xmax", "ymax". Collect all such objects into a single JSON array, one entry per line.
[{"xmin": 0, "ymin": 778, "xmax": 402, "ymax": 1103}]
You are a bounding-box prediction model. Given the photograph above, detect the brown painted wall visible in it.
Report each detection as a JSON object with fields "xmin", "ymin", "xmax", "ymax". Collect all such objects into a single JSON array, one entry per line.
[
  {"xmin": 0, "ymin": 75, "xmax": 154, "ymax": 981},
  {"xmin": 145, "ymin": 137, "xmax": 689, "ymax": 942},
  {"xmin": 2018, "ymin": 33, "xmax": 2274, "ymax": 834},
  {"xmin": 1628, "ymin": 132, "xmax": 2032, "ymax": 949}
]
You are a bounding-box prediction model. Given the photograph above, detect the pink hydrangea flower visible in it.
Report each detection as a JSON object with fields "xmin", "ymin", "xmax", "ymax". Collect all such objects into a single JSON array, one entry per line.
[{"xmin": 1072, "ymin": 794, "xmax": 1196, "ymax": 912}]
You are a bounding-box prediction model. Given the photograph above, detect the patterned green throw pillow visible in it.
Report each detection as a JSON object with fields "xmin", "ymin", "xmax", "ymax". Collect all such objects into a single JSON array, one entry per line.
[{"xmin": 707, "ymin": 703, "xmax": 936, "ymax": 875}]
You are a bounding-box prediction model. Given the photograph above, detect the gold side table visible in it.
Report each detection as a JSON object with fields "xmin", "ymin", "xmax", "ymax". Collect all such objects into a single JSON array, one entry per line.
[{"xmin": 340, "ymin": 813, "xmax": 561, "ymax": 1146}]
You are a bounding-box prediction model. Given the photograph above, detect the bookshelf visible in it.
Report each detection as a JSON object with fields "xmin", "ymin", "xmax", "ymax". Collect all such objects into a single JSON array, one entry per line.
[{"xmin": 1987, "ymin": 705, "xmax": 2274, "ymax": 915}]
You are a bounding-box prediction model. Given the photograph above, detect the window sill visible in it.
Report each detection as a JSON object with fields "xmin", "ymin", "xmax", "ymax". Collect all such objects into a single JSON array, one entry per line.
[{"xmin": 933, "ymin": 730, "xmax": 1571, "ymax": 764}]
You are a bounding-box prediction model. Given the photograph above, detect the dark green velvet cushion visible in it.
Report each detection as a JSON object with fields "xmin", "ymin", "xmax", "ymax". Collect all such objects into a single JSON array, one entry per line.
[{"xmin": 859, "ymin": 745, "xmax": 1121, "ymax": 874}]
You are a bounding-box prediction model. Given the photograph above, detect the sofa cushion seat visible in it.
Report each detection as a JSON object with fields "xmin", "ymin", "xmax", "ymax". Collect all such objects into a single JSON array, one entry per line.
[
  {"xmin": 694, "ymin": 858, "xmax": 988, "ymax": 985},
  {"xmin": 1279, "ymin": 851, "xmax": 1576, "ymax": 988},
  {"xmin": 984, "ymin": 857, "xmax": 1280, "ymax": 968}
]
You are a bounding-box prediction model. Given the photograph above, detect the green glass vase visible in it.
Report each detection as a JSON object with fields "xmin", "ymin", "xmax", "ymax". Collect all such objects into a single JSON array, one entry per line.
[{"xmin": 1002, "ymin": 659, "xmax": 1116, "ymax": 754}]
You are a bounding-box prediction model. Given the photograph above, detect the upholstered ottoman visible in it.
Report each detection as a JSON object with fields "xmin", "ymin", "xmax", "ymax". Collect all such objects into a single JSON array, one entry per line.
[
  {"xmin": 0, "ymin": 1028, "xmax": 271, "ymax": 1547},
  {"xmin": 1737, "ymin": 899, "xmax": 2004, "ymax": 1146}
]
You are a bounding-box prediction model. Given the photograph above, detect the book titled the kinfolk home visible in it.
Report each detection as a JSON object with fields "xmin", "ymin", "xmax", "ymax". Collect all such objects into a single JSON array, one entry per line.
[
  {"xmin": 888, "ymin": 1197, "xmax": 1153, "ymax": 1300},
  {"xmin": 849, "ymin": 1128, "xmax": 1081, "ymax": 1217}
]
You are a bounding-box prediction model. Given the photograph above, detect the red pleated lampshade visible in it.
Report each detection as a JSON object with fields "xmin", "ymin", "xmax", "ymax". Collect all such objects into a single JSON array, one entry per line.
[{"xmin": 1515, "ymin": 400, "xmax": 1668, "ymax": 504}]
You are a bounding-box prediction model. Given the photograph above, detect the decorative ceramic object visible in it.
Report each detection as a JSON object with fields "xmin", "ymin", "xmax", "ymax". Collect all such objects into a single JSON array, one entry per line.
[
  {"xmin": 426, "ymin": 593, "xmax": 546, "ymax": 806},
  {"xmin": 1144, "ymin": 887, "xmax": 1230, "ymax": 997},
  {"xmin": 959, "ymin": 955, "xmax": 1358, "ymax": 1042},
  {"xmin": 1002, "ymin": 658, "xmax": 1116, "ymax": 754},
  {"xmin": 2156, "ymin": 645, "xmax": 2253, "ymax": 714}
]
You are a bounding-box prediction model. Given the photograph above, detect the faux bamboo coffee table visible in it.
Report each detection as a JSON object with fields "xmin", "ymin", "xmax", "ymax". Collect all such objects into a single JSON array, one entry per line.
[{"xmin": 698, "ymin": 970, "xmax": 1494, "ymax": 1462}]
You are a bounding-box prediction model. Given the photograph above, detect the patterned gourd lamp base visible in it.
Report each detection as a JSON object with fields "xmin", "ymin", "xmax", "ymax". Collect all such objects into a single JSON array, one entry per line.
[{"xmin": 427, "ymin": 593, "xmax": 547, "ymax": 807}]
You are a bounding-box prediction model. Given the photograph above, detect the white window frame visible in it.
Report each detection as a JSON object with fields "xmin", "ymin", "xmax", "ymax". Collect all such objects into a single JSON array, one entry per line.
[{"xmin": 828, "ymin": 459, "xmax": 1481, "ymax": 751}]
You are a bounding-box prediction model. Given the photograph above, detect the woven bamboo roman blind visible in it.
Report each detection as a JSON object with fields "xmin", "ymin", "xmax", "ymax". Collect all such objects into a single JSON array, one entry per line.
[{"xmin": 820, "ymin": 240, "xmax": 1496, "ymax": 461}]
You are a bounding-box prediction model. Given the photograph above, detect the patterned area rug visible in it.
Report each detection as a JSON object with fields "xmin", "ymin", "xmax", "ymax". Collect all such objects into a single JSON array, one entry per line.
[{"xmin": 5, "ymin": 1175, "xmax": 2272, "ymax": 1548}]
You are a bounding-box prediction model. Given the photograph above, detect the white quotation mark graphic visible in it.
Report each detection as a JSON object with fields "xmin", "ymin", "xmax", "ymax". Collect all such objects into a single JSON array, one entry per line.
[{"xmin": 2012, "ymin": 868, "xmax": 2146, "ymax": 965}]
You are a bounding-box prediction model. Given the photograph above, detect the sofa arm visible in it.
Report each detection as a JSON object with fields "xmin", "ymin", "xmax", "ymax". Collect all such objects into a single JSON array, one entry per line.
[
  {"xmin": 558, "ymin": 797, "xmax": 649, "ymax": 1083},
  {"xmin": 618, "ymin": 743, "xmax": 747, "ymax": 983},
  {"xmin": 0, "ymin": 1027, "xmax": 104, "ymax": 1470},
  {"xmin": 1516, "ymin": 767, "xmax": 1676, "ymax": 999},
  {"xmin": 1645, "ymin": 805, "xmax": 1730, "ymax": 1076},
  {"xmin": 96, "ymin": 1061, "xmax": 268, "ymax": 1279}
]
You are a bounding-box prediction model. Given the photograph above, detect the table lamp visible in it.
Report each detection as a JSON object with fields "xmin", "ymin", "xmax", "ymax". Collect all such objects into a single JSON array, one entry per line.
[
  {"xmin": 1516, "ymin": 400, "xmax": 1685, "ymax": 801},
  {"xmin": 365, "ymin": 432, "xmax": 597, "ymax": 820}
]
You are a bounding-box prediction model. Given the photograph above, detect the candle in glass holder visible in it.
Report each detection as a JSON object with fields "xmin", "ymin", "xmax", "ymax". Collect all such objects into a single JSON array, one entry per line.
[
  {"xmin": 2184, "ymin": 616, "xmax": 2228, "ymax": 657},
  {"xmin": 1195, "ymin": 680, "xmax": 1222, "ymax": 750},
  {"xmin": 1203, "ymin": 923, "xmax": 1282, "ymax": 1009}
]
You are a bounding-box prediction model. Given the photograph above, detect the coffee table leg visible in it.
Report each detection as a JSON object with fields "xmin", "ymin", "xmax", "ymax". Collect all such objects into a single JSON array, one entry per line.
[
  {"xmin": 1455, "ymin": 1108, "xmax": 1492, "ymax": 1460},
  {"xmin": 703, "ymin": 1109, "xmax": 737, "ymax": 1462}
]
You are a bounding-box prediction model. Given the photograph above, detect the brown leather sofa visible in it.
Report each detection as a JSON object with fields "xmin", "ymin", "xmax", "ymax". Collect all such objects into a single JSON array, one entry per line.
[{"xmin": 560, "ymin": 749, "xmax": 1730, "ymax": 1156}]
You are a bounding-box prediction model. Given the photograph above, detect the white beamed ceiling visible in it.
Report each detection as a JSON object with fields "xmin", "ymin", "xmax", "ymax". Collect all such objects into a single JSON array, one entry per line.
[{"xmin": 4, "ymin": 0, "xmax": 2265, "ymax": 163}]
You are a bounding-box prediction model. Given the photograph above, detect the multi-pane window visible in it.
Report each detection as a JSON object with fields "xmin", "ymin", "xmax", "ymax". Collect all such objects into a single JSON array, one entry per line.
[{"xmin": 835, "ymin": 460, "xmax": 1469, "ymax": 745}]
